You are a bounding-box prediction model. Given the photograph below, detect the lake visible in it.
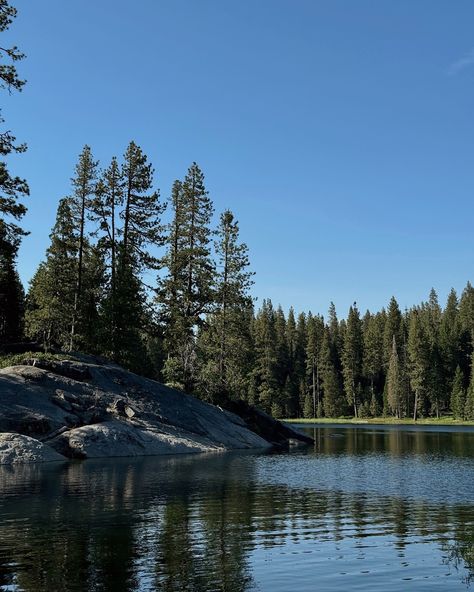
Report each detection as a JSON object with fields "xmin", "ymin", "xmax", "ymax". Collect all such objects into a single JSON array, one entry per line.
[{"xmin": 1, "ymin": 423, "xmax": 474, "ymax": 591}]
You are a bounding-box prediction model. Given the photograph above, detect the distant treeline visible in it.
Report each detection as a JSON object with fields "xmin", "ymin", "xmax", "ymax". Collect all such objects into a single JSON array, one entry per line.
[
  {"xmin": 1, "ymin": 1, "xmax": 474, "ymax": 420},
  {"xmin": 237, "ymin": 289, "xmax": 474, "ymax": 420}
]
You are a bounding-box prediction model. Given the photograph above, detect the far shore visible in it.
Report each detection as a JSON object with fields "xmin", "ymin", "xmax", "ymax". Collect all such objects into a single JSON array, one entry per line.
[{"xmin": 284, "ymin": 417, "xmax": 474, "ymax": 427}]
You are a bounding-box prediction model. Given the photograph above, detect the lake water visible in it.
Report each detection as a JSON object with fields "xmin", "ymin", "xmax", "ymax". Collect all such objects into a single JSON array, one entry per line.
[{"xmin": 2, "ymin": 424, "xmax": 474, "ymax": 591}]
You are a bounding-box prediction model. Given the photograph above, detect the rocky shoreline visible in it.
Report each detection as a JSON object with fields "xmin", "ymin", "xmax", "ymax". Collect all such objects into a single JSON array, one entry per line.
[{"xmin": 0, "ymin": 355, "xmax": 312, "ymax": 464}]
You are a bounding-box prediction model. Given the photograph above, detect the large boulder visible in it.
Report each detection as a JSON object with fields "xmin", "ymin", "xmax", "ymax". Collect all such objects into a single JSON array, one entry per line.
[
  {"xmin": 0, "ymin": 433, "xmax": 66, "ymax": 465},
  {"xmin": 48, "ymin": 420, "xmax": 229, "ymax": 459}
]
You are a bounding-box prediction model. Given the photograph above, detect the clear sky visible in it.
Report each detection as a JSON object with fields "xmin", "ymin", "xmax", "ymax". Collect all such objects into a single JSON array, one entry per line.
[{"xmin": 5, "ymin": 0, "xmax": 474, "ymax": 319}]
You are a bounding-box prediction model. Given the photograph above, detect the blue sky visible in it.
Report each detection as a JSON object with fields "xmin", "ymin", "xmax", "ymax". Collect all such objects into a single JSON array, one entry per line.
[{"xmin": 5, "ymin": 0, "xmax": 474, "ymax": 318}]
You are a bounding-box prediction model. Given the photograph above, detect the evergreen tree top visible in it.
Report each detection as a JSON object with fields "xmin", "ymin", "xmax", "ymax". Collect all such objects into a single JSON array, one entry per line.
[
  {"xmin": 0, "ymin": 0, "xmax": 28, "ymax": 245},
  {"xmin": 0, "ymin": 1, "xmax": 25, "ymax": 93}
]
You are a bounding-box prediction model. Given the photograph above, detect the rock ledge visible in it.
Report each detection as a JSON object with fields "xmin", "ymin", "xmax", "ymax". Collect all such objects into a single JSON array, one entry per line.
[{"xmin": 0, "ymin": 356, "xmax": 311, "ymax": 464}]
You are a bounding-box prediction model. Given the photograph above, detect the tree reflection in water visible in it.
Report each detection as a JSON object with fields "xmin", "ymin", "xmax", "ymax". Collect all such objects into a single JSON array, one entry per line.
[{"xmin": 1, "ymin": 426, "xmax": 474, "ymax": 591}]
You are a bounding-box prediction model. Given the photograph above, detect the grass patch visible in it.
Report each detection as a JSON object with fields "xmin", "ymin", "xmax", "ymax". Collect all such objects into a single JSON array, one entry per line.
[
  {"xmin": 0, "ymin": 351, "xmax": 71, "ymax": 370},
  {"xmin": 283, "ymin": 416, "xmax": 474, "ymax": 427}
]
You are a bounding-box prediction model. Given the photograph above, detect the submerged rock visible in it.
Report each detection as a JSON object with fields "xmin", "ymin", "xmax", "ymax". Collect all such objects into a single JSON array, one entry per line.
[
  {"xmin": 222, "ymin": 399, "xmax": 314, "ymax": 449},
  {"xmin": 0, "ymin": 356, "xmax": 311, "ymax": 463}
]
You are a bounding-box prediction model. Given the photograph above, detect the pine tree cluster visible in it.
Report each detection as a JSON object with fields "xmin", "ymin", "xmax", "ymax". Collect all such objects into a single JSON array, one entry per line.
[
  {"xmin": 5, "ymin": 141, "xmax": 474, "ymax": 419},
  {"xmin": 20, "ymin": 145, "xmax": 255, "ymax": 404},
  {"xmin": 245, "ymin": 290, "xmax": 474, "ymax": 420},
  {"xmin": 13, "ymin": 151, "xmax": 474, "ymax": 420}
]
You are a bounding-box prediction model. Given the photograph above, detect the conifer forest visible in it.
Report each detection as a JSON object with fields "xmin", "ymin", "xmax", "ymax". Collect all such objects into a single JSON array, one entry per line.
[{"xmin": 1, "ymin": 1, "xmax": 474, "ymax": 422}]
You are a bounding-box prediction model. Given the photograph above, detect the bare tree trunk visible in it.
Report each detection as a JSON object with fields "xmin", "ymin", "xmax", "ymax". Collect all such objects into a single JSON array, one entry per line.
[
  {"xmin": 316, "ymin": 363, "xmax": 320, "ymax": 417},
  {"xmin": 185, "ymin": 177, "xmax": 196, "ymax": 320},
  {"xmin": 219, "ymin": 229, "xmax": 229, "ymax": 389},
  {"xmin": 70, "ymin": 187, "xmax": 86, "ymax": 351},
  {"xmin": 110, "ymin": 190, "xmax": 116, "ymax": 354},
  {"xmin": 352, "ymin": 376, "xmax": 358, "ymax": 418},
  {"xmin": 122, "ymin": 176, "xmax": 132, "ymax": 268}
]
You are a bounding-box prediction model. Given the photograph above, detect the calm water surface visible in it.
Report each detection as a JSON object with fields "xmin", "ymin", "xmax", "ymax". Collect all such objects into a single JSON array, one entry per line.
[{"xmin": 2, "ymin": 424, "xmax": 474, "ymax": 591}]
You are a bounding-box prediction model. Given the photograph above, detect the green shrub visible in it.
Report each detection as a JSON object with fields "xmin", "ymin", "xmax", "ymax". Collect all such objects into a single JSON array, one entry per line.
[{"xmin": 0, "ymin": 351, "xmax": 70, "ymax": 370}]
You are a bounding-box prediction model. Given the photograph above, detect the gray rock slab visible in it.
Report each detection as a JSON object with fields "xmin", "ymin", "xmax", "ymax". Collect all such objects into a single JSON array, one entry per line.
[
  {"xmin": 0, "ymin": 433, "xmax": 67, "ymax": 465},
  {"xmin": 0, "ymin": 359, "xmax": 272, "ymax": 462}
]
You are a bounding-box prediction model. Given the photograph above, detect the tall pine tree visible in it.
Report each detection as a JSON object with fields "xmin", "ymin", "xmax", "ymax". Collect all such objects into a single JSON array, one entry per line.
[
  {"xmin": 159, "ymin": 163, "xmax": 214, "ymax": 391},
  {"xmin": 451, "ymin": 365, "xmax": 466, "ymax": 420},
  {"xmin": 26, "ymin": 198, "xmax": 78, "ymax": 350},
  {"xmin": 407, "ymin": 310, "xmax": 429, "ymax": 421},
  {"xmin": 0, "ymin": 222, "xmax": 23, "ymax": 344},
  {"xmin": 89, "ymin": 157, "xmax": 124, "ymax": 354},
  {"xmin": 0, "ymin": 1, "xmax": 28, "ymax": 346},
  {"xmin": 342, "ymin": 304, "xmax": 363, "ymax": 417},
  {"xmin": 197, "ymin": 210, "xmax": 254, "ymax": 403},
  {"xmin": 387, "ymin": 336, "xmax": 402, "ymax": 418},
  {"xmin": 0, "ymin": 0, "xmax": 28, "ymax": 247},
  {"xmin": 250, "ymin": 299, "xmax": 279, "ymax": 413},
  {"xmin": 69, "ymin": 146, "xmax": 98, "ymax": 350}
]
